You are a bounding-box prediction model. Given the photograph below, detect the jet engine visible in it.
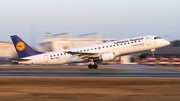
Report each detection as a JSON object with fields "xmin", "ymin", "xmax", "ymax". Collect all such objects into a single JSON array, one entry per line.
[{"xmin": 100, "ymin": 52, "xmax": 115, "ymax": 61}]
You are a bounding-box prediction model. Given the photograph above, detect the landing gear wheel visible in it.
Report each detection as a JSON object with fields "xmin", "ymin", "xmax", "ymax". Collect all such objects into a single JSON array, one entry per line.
[
  {"xmin": 88, "ymin": 64, "xmax": 98, "ymax": 69},
  {"xmin": 88, "ymin": 64, "xmax": 93, "ymax": 69},
  {"xmin": 93, "ymin": 64, "xmax": 98, "ymax": 69}
]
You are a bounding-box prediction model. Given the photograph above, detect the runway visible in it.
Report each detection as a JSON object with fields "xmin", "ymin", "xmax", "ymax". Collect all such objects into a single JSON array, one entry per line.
[
  {"xmin": 0, "ymin": 72, "xmax": 180, "ymax": 78},
  {"xmin": 0, "ymin": 65, "xmax": 180, "ymax": 78}
]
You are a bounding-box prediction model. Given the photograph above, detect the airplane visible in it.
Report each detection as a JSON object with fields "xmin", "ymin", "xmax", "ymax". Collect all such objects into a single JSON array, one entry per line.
[{"xmin": 10, "ymin": 35, "xmax": 170, "ymax": 69}]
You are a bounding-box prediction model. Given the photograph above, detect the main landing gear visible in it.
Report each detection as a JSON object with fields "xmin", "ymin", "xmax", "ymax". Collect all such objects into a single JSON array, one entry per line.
[
  {"xmin": 88, "ymin": 59, "xmax": 98, "ymax": 69},
  {"xmin": 88, "ymin": 64, "xmax": 98, "ymax": 69}
]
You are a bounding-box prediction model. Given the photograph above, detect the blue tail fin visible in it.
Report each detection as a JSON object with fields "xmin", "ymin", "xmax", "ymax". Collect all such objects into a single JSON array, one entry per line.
[{"xmin": 10, "ymin": 35, "xmax": 43, "ymax": 58}]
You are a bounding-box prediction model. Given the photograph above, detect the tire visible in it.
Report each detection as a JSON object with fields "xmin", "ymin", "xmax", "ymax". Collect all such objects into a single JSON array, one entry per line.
[
  {"xmin": 88, "ymin": 64, "xmax": 93, "ymax": 69},
  {"xmin": 93, "ymin": 64, "xmax": 98, "ymax": 69}
]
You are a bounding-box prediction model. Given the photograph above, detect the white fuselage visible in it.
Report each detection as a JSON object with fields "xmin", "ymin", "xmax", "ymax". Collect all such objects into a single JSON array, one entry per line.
[{"xmin": 19, "ymin": 35, "xmax": 170, "ymax": 65}]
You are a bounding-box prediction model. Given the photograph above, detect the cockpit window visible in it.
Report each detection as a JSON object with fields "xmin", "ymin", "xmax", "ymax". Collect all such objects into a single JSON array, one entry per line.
[{"xmin": 154, "ymin": 36, "xmax": 161, "ymax": 40}]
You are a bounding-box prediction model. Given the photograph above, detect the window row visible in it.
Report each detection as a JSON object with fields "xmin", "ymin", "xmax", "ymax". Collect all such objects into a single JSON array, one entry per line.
[
  {"xmin": 76, "ymin": 40, "xmax": 141, "ymax": 52},
  {"xmin": 50, "ymin": 53, "xmax": 69, "ymax": 57},
  {"xmin": 50, "ymin": 40, "xmax": 141, "ymax": 57}
]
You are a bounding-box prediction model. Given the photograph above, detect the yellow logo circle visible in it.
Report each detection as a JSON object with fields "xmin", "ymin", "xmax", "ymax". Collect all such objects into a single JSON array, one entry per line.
[{"xmin": 16, "ymin": 41, "xmax": 25, "ymax": 51}]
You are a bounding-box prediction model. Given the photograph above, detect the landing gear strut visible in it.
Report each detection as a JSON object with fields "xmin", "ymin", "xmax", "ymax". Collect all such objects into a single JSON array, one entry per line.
[{"xmin": 151, "ymin": 49, "xmax": 156, "ymax": 57}]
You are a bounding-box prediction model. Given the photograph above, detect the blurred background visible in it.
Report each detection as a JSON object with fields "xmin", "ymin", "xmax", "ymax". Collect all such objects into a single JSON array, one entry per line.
[{"xmin": 0, "ymin": 0, "xmax": 180, "ymax": 65}]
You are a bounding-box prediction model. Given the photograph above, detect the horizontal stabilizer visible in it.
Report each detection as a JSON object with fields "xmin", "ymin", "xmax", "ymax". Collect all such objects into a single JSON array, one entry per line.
[{"xmin": 11, "ymin": 58, "xmax": 30, "ymax": 61}]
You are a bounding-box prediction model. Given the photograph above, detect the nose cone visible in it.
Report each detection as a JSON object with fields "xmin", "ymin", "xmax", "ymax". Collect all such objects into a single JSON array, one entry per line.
[{"xmin": 164, "ymin": 40, "xmax": 170, "ymax": 46}]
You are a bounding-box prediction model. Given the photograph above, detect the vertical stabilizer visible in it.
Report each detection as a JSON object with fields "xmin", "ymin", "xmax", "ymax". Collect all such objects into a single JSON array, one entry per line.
[{"xmin": 10, "ymin": 35, "xmax": 43, "ymax": 58}]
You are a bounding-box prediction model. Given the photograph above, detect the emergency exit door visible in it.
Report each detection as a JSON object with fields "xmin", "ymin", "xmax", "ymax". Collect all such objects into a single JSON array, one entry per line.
[{"xmin": 44, "ymin": 55, "xmax": 48, "ymax": 63}]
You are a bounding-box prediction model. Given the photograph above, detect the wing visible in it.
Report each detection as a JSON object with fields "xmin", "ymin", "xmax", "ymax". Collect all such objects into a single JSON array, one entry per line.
[{"xmin": 65, "ymin": 51, "xmax": 100, "ymax": 61}]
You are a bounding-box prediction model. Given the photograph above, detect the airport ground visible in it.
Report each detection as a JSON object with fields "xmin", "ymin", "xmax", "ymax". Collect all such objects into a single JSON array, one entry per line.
[
  {"xmin": 0, "ymin": 65, "xmax": 180, "ymax": 101},
  {"xmin": 1, "ymin": 78, "xmax": 180, "ymax": 101}
]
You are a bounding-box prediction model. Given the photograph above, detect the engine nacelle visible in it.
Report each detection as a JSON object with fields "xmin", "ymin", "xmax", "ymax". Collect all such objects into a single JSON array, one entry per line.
[{"xmin": 100, "ymin": 52, "xmax": 115, "ymax": 61}]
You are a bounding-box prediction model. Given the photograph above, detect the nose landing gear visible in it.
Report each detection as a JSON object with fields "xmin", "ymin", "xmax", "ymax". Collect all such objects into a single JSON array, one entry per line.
[{"xmin": 151, "ymin": 49, "xmax": 156, "ymax": 57}]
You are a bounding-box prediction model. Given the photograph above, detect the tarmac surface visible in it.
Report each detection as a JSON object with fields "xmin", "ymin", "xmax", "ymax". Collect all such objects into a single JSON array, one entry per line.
[
  {"xmin": 0, "ymin": 64, "xmax": 180, "ymax": 78},
  {"xmin": 1, "ymin": 72, "xmax": 180, "ymax": 77}
]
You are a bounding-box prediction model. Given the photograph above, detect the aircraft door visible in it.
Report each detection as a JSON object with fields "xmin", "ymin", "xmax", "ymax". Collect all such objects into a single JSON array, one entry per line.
[
  {"xmin": 146, "ymin": 37, "xmax": 150, "ymax": 45},
  {"xmin": 44, "ymin": 55, "xmax": 48, "ymax": 63}
]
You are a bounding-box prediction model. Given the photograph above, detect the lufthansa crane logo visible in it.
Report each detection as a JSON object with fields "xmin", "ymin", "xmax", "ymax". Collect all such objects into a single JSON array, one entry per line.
[{"xmin": 16, "ymin": 41, "xmax": 25, "ymax": 51}]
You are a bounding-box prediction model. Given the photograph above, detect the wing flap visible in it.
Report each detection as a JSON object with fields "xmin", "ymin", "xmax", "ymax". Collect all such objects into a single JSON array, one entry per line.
[{"xmin": 66, "ymin": 51, "xmax": 100, "ymax": 60}]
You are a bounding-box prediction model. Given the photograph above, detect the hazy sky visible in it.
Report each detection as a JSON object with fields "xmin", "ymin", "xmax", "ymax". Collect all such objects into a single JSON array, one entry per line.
[{"xmin": 0, "ymin": 0, "xmax": 180, "ymax": 46}]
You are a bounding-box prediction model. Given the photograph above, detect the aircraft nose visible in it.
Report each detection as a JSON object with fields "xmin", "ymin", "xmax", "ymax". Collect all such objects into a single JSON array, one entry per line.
[{"xmin": 164, "ymin": 40, "xmax": 170, "ymax": 46}]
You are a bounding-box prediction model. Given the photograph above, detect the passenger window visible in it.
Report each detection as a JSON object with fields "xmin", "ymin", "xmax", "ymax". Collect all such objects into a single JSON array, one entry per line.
[
  {"xmin": 106, "ymin": 46, "xmax": 108, "ymax": 48},
  {"xmin": 99, "ymin": 47, "xmax": 100, "ymax": 49},
  {"xmin": 114, "ymin": 45, "xmax": 115, "ymax": 46}
]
